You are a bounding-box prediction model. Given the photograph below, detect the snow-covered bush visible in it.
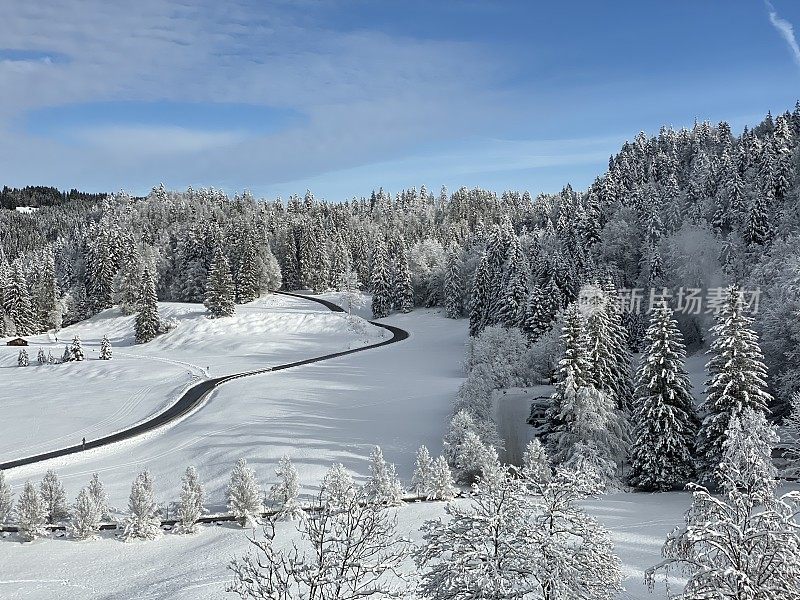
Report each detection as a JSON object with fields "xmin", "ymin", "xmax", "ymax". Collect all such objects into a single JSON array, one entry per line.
[
  {"xmin": 178, "ymin": 466, "xmax": 204, "ymax": 533},
  {"xmin": 122, "ymin": 470, "xmax": 161, "ymax": 541},
  {"xmin": 229, "ymin": 487, "xmax": 410, "ymax": 600},
  {"xmin": 464, "ymin": 325, "xmax": 531, "ymax": 388},
  {"xmin": 443, "ymin": 411, "xmax": 500, "ymax": 484},
  {"xmin": 409, "ymin": 238, "xmax": 446, "ymax": 307},
  {"xmin": 321, "ymin": 463, "xmax": 355, "ymax": 508},
  {"xmin": 416, "ymin": 463, "xmax": 620, "ymax": 600},
  {"xmin": 228, "ymin": 458, "xmax": 263, "ymax": 527},
  {"xmin": 269, "ymin": 456, "xmax": 303, "ymax": 521}
]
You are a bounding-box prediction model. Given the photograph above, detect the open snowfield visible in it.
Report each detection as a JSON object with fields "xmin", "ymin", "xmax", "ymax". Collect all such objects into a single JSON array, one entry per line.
[
  {"xmin": 0, "ymin": 294, "xmax": 387, "ymax": 463},
  {"xmin": 0, "ymin": 293, "xmax": 733, "ymax": 600}
]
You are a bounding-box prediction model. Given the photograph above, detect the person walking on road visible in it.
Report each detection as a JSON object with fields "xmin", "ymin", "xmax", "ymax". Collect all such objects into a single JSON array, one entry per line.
[{"xmin": 82, "ymin": 437, "xmax": 86, "ymax": 451}]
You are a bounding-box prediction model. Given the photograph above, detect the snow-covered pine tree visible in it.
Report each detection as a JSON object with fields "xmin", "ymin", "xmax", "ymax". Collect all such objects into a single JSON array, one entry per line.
[
  {"xmin": 411, "ymin": 445, "xmax": 433, "ymax": 496},
  {"xmin": 521, "ymin": 438, "xmax": 551, "ymax": 485},
  {"xmin": 134, "ymin": 268, "xmax": 160, "ymax": 343},
  {"xmin": 647, "ymin": 409, "xmax": 800, "ymax": 599},
  {"xmin": 269, "ymin": 456, "xmax": 303, "ymax": 520},
  {"xmin": 427, "ymin": 456, "xmax": 457, "ymax": 500},
  {"xmin": 87, "ymin": 473, "xmax": 109, "ymax": 521},
  {"xmin": 364, "ymin": 446, "xmax": 403, "ymax": 506},
  {"xmin": 235, "ymin": 239, "xmax": 260, "ymax": 304},
  {"xmin": 4, "ymin": 263, "xmax": 37, "ymax": 335},
  {"xmin": 18, "ymin": 348, "xmax": 28, "ymax": 367},
  {"xmin": 61, "ymin": 345, "xmax": 72, "ymax": 363},
  {"xmin": 122, "ymin": 470, "xmax": 161, "ymax": 541},
  {"xmin": 228, "ymin": 458, "xmax": 263, "ymax": 527},
  {"xmin": 468, "ymin": 251, "xmax": 491, "ymax": 336},
  {"xmin": 47, "ymin": 350, "xmax": 54, "ymax": 364},
  {"xmin": 205, "ymin": 247, "xmax": 236, "ymax": 318},
  {"xmin": 16, "ymin": 481, "xmax": 47, "ymax": 541},
  {"xmin": 0, "ymin": 471, "xmax": 13, "ymax": 523},
  {"xmin": 321, "ymin": 462, "xmax": 355, "ymax": 507},
  {"xmin": 444, "ymin": 243, "xmax": 464, "ymax": 319},
  {"xmin": 40, "ymin": 469, "xmax": 68, "ymax": 524},
  {"xmin": 497, "ymin": 237, "xmax": 529, "ymax": 328},
  {"xmin": 71, "ymin": 488, "xmax": 101, "ymax": 540},
  {"xmin": 36, "ymin": 347, "xmax": 46, "ymax": 365},
  {"xmin": 70, "ymin": 334, "xmax": 84, "ymax": 361},
  {"xmin": 522, "ymin": 277, "xmax": 563, "ymax": 343},
  {"xmin": 697, "ymin": 286, "xmax": 773, "ymax": 485},
  {"xmin": 370, "ymin": 239, "xmax": 391, "ymax": 318},
  {"xmin": 395, "ymin": 244, "xmax": 414, "ymax": 313},
  {"xmin": 178, "ymin": 466, "xmax": 204, "ymax": 533},
  {"xmin": 99, "ymin": 335, "xmax": 112, "ymax": 360},
  {"xmin": 629, "ymin": 303, "xmax": 698, "ymax": 491}
]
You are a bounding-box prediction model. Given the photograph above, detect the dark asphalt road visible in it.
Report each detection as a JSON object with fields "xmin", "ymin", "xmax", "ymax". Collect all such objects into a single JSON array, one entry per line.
[{"xmin": 0, "ymin": 291, "xmax": 409, "ymax": 471}]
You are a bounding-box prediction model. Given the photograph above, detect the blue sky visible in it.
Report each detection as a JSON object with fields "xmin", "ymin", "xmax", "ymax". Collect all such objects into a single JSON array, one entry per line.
[{"xmin": 0, "ymin": 0, "xmax": 799, "ymax": 200}]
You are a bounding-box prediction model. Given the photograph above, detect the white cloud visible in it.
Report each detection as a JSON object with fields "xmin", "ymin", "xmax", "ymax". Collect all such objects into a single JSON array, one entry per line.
[
  {"xmin": 75, "ymin": 126, "xmax": 249, "ymax": 155},
  {"xmin": 766, "ymin": 0, "xmax": 800, "ymax": 67}
]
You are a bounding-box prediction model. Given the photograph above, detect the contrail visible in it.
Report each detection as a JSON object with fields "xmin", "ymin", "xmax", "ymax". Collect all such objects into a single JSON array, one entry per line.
[{"xmin": 765, "ymin": 0, "xmax": 800, "ymax": 67}]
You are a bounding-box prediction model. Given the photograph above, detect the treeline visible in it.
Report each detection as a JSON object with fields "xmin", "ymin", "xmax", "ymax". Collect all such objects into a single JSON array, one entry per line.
[{"xmin": 0, "ymin": 185, "xmax": 107, "ymax": 210}]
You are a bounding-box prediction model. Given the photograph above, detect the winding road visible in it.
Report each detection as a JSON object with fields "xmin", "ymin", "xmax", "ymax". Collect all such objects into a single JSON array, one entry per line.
[{"xmin": 0, "ymin": 291, "xmax": 409, "ymax": 471}]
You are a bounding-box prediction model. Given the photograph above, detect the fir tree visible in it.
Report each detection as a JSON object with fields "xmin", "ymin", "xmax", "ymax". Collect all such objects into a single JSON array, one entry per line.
[
  {"xmin": 178, "ymin": 466, "xmax": 204, "ymax": 533},
  {"xmin": 269, "ymin": 456, "xmax": 303, "ymax": 520},
  {"xmin": 370, "ymin": 239, "xmax": 391, "ymax": 318},
  {"xmin": 70, "ymin": 334, "xmax": 84, "ymax": 361},
  {"xmin": 134, "ymin": 268, "xmax": 160, "ymax": 343},
  {"xmin": 61, "ymin": 345, "xmax": 72, "ymax": 363},
  {"xmin": 228, "ymin": 458, "xmax": 263, "ymax": 527},
  {"xmin": 235, "ymin": 240, "xmax": 260, "ymax": 304},
  {"xmin": 205, "ymin": 247, "xmax": 236, "ymax": 318},
  {"xmin": 629, "ymin": 304, "xmax": 698, "ymax": 491},
  {"xmin": 18, "ymin": 348, "xmax": 28, "ymax": 367},
  {"xmin": 87, "ymin": 473, "xmax": 109, "ymax": 521},
  {"xmin": 497, "ymin": 237, "xmax": 529, "ymax": 328},
  {"xmin": 364, "ymin": 446, "xmax": 403, "ymax": 506},
  {"xmin": 0, "ymin": 471, "xmax": 13, "ymax": 523},
  {"xmin": 71, "ymin": 488, "xmax": 102, "ymax": 540},
  {"xmin": 444, "ymin": 244, "xmax": 464, "ymax": 319},
  {"xmin": 16, "ymin": 481, "xmax": 47, "ymax": 541},
  {"xmin": 4, "ymin": 263, "xmax": 36, "ymax": 335},
  {"xmin": 36, "ymin": 347, "xmax": 46, "ymax": 365},
  {"xmin": 697, "ymin": 286, "xmax": 773, "ymax": 485},
  {"xmin": 411, "ymin": 445, "xmax": 434, "ymax": 496},
  {"xmin": 40, "ymin": 469, "xmax": 68, "ymax": 523},
  {"xmin": 468, "ymin": 252, "xmax": 491, "ymax": 336},
  {"xmin": 427, "ymin": 456, "xmax": 457, "ymax": 500},
  {"xmin": 123, "ymin": 470, "xmax": 161, "ymax": 541},
  {"xmin": 99, "ymin": 335, "xmax": 112, "ymax": 360}
]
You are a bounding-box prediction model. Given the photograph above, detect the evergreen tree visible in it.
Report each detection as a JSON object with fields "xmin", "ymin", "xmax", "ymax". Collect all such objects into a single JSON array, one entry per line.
[
  {"xmin": 468, "ymin": 252, "xmax": 491, "ymax": 336},
  {"xmin": 70, "ymin": 334, "xmax": 84, "ymax": 361},
  {"xmin": 4, "ymin": 263, "xmax": 36, "ymax": 335},
  {"xmin": 629, "ymin": 304, "xmax": 698, "ymax": 491},
  {"xmin": 178, "ymin": 466, "xmax": 204, "ymax": 534},
  {"xmin": 370, "ymin": 239, "xmax": 391, "ymax": 318},
  {"xmin": 100, "ymin": 335, "xmax": 112, "ymax": 360},
  {"xmin": 205, "ymin": 247, "xmax": 236, "ymax": 318},
  {"xmin": 235, "ymin": 240, "xmax": 260, "ymax": 304},
  {"xmin": 522, "ymin": 278, "xmax": 562, "ymax": 342},
  {"xmin": 18, "ymin": 348, "xmax": 28, "ymax": 367},
  {"xmin": 427, "ymin": 456, "xmax": 457, "ymax": 500},
  {"xmin": 411, "ymin": 445, "xmax": 434, "ymax": 496},
  {"xmin": 497, "ymin": 237, "xmax": 529, "ymax": 328},
  {"xmin": 269, "ymin": 456, "xmax": 303, "ymax": 520},
  {"xmin": 16, "ymin": 481, "xmax": 47, "ymax": 541},
  {"xmin": 364, "ymin": 446, "xmax": 403, "ymax": 506},
  {"xmin": 122, "ymin": 470, "xmax": 161, "ymax": 541},
  {"xmin": 36, "ymin": 347, "xmax": 46, "ymax": 365},
  {"xmin": 71, "ymin": 488, "xmax": 102, "ymax": 540},
  {"xmin": 443, "ymin": 244, "xmax": 464, "ymax": 319},
  {"xmin": 61, "ymin": 345, "xmax": 72, "ymax": 363},
  {"xmin": 134, "ymin": 268, "xmax": 160, "ymax": 343},
  {"xmin": 0, "ymin": 471, "xmax": 13, "ymax": 523},
  {"xmin": 697, "ymin": 287, "xmax": 773, "ymax": 484},
  {"xmin": 394, "ymin": 244, "xmax": 414, "ymax": 313},
  {"xmin": 228, "ymin": 458, "xmax": 263, "ymax": 527},
  {"xmin": 40, "ymin": 469, "xmax": 68, "ymax": 523},
  {"xmin": 87, "ymin": 473, "xmax": 109, "ymax": 521},
  {"xmin": 746, "ymin": 190, "xmax": 772, "ymax": 246}
]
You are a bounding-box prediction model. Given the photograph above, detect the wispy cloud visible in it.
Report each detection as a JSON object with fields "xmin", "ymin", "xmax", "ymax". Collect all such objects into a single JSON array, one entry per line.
[{"xmin": 765, "ymin": 0, "xmax": 800, "ymax": 67}]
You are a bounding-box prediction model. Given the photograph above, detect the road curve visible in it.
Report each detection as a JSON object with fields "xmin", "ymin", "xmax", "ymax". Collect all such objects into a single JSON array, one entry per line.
[{"xmin": 0, "ymin": 292, "xmax": 409, "ymax": 471}]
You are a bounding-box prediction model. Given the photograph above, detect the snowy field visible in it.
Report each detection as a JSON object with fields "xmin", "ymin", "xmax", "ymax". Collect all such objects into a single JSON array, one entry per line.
[{"xmin": 0, "ymin": 293, "xmax": 725, "ymax": 600}]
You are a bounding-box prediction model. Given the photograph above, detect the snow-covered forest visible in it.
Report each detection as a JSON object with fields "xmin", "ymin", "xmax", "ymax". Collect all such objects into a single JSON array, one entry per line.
[{"xmin": 3, "ymin": 105, "xmax": 800, "ymax": 598}]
